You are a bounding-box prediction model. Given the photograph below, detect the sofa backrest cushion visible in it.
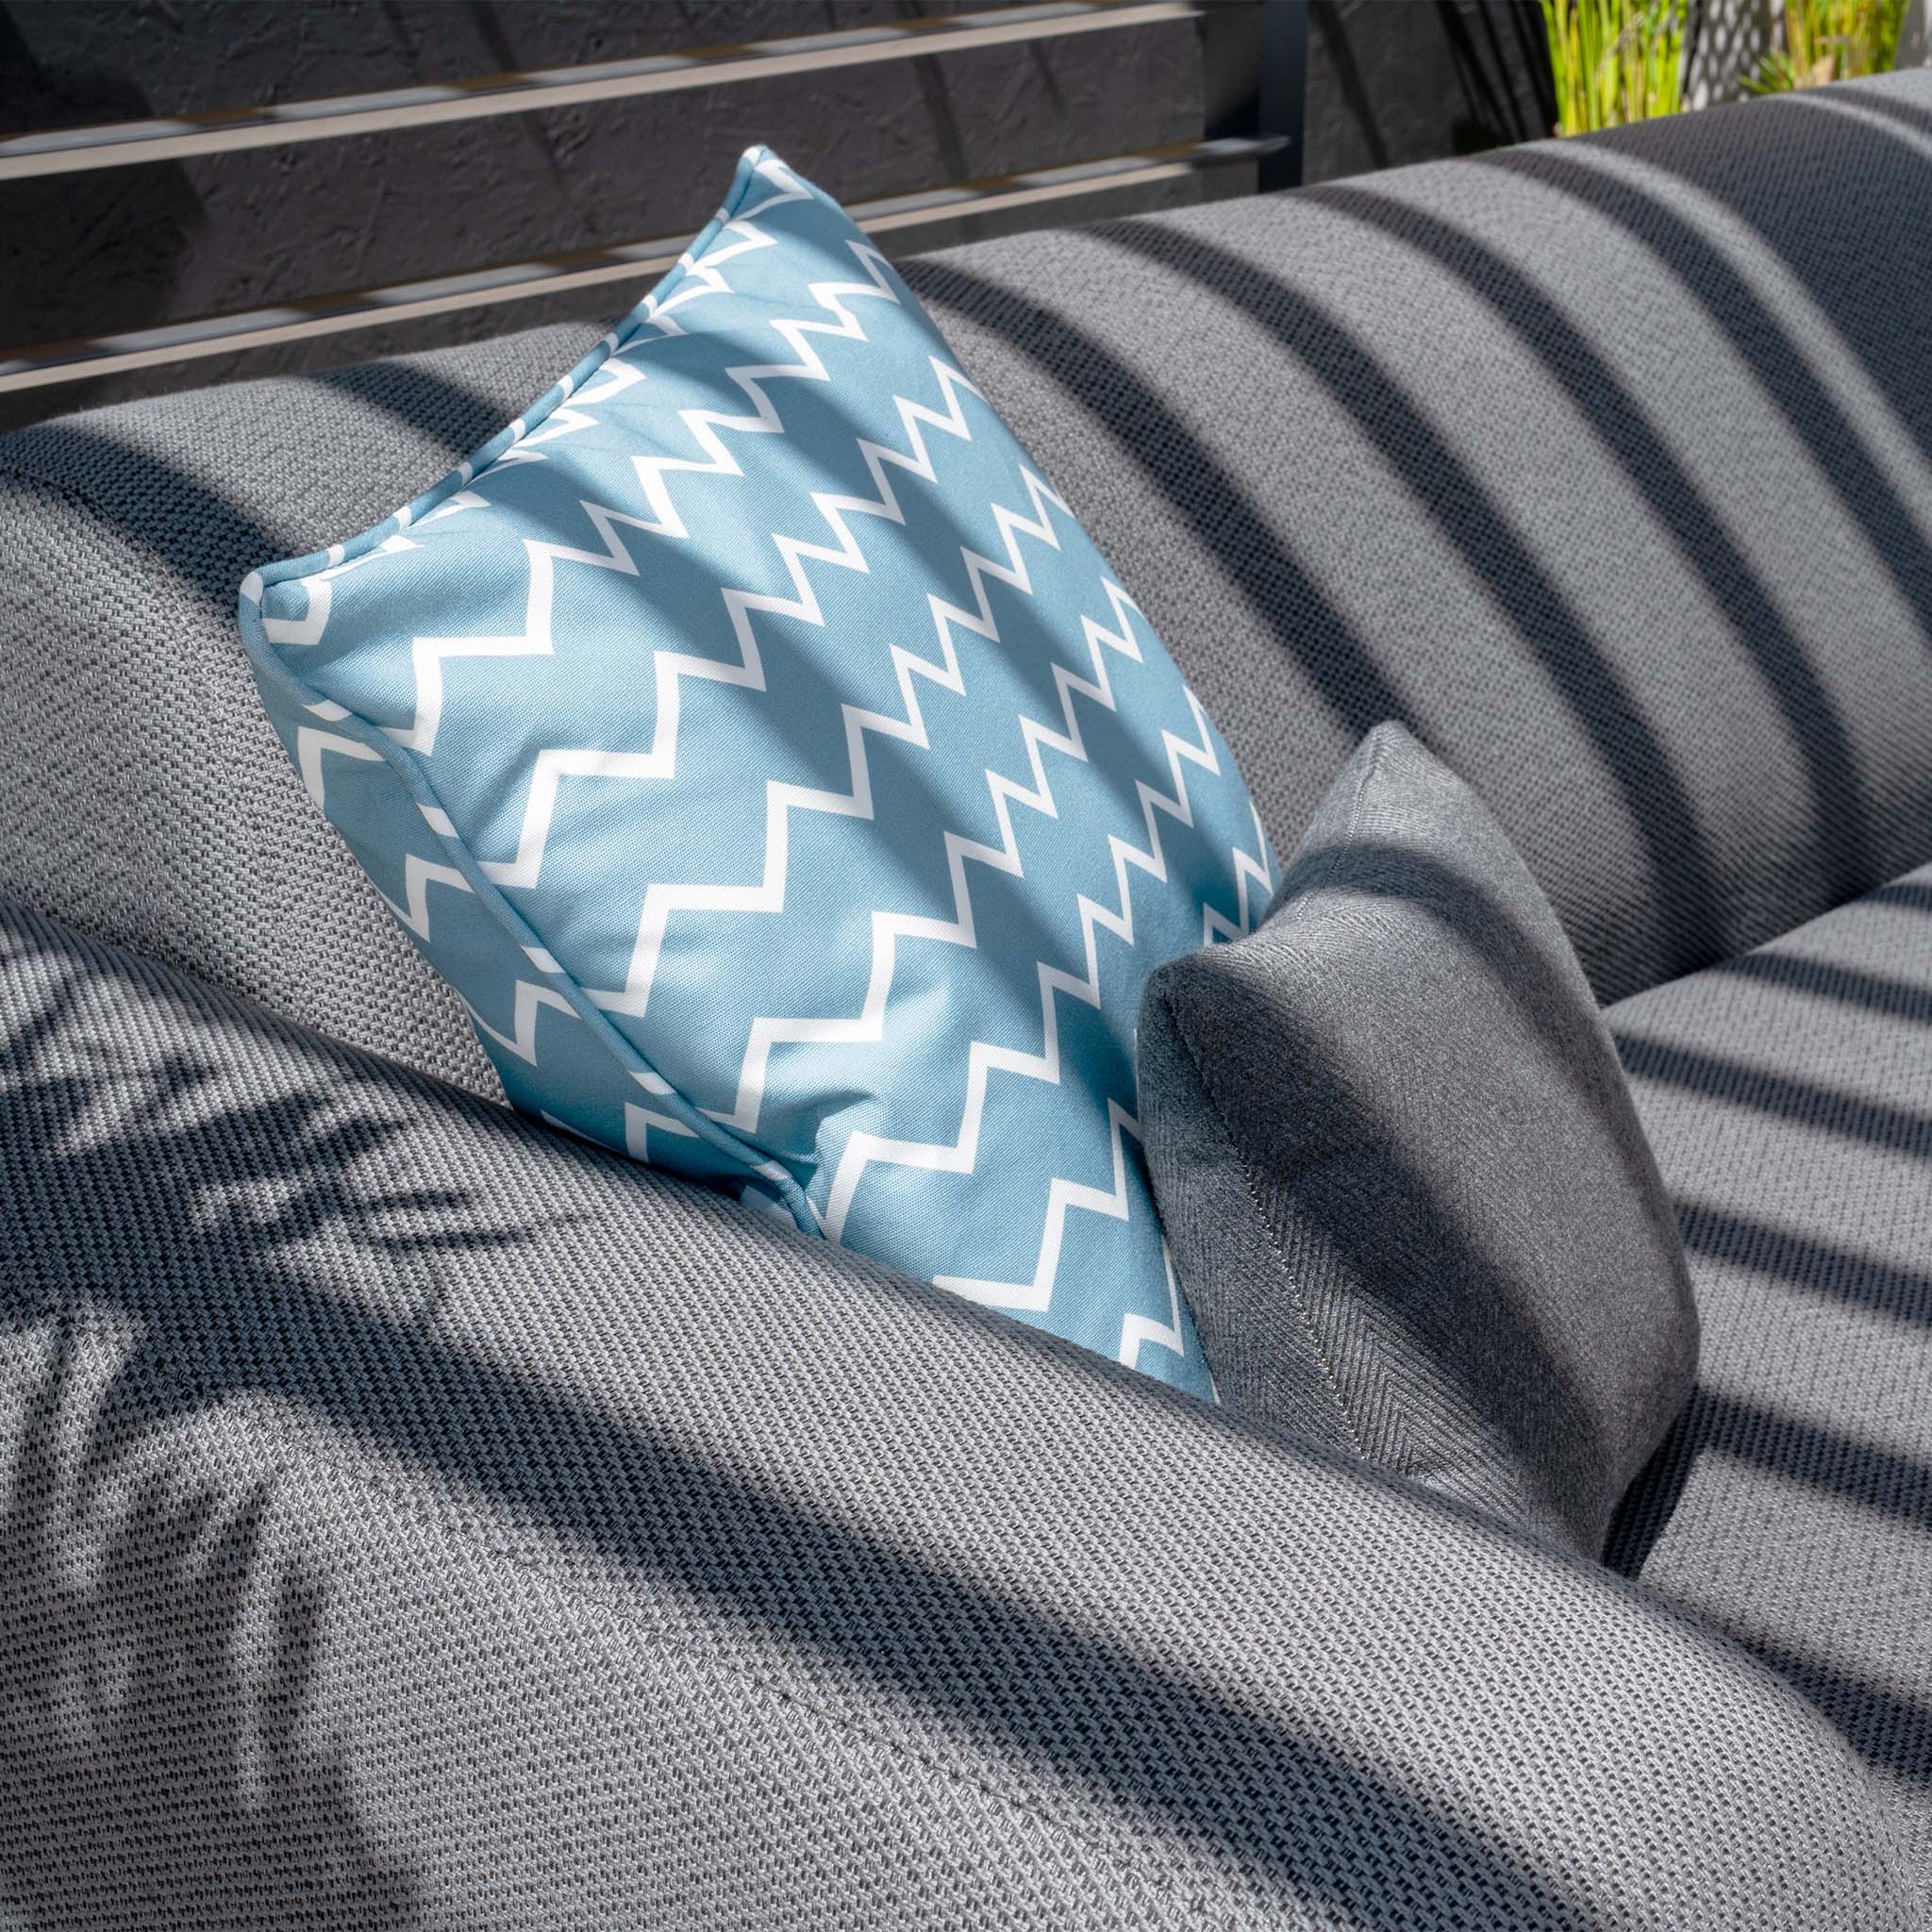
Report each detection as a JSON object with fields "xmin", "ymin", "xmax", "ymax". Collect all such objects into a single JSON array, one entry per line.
[
  {"xmin": 0, "ymin": 324, "xmax": 606, "ymax": 1098},
  {"xmin": 906, "ymin": 69, "xmax": 1932, "ymax": 1003},
  {"xmin": 3, "ymin": 74, "xmax": 1929, "ymax": 1084}
]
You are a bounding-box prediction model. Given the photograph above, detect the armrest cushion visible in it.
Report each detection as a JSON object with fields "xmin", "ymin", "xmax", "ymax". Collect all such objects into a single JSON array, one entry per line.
[{"xmin": 0, "ymin": 900, "xmax": 1911, "ymax": 1930}]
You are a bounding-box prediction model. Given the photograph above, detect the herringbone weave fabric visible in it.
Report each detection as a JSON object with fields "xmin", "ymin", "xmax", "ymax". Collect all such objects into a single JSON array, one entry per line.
[{"xmin": 1140, "ymin": 725, "xmax": 1696, "ymax": 1556}]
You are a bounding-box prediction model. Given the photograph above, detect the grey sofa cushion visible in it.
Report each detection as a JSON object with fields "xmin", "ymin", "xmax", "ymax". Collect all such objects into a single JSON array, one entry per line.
[
  {"xmin": 1603, "ymin": 858, "xmax": 1932, "ymax": 1895},
  {"xmin": 4, "ymin": 76, "xmax": 1932, "ymax": 1107},
  {"xmin": 1139, "ymin": 724, "xmax": 1696, "ymax": 1556},
  {"xmin": 908, "ymin": 68, "xmax": 1932, "ymax": 1006},
  {"xmin": 0, "ymin": 326, "xmax": 604, "ymax": 1103},
  {"xmin": 0, "ymin": 897, "xmax": 1914, "ymax": 1930}
]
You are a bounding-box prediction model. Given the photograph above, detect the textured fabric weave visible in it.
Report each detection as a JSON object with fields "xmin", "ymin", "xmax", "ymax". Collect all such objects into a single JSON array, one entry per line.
[
  {"xmin": 3, "ymin": 65, "xmax": 1932, "ymax": 1925},
  {"xmin": 906, "ymin": 69, "xmax": 1932, "ymax": 1004},
  {"xmin": 0, "ymin": 898, "xmax": 1913, "ymax": 1929},
  {"xmin": 241, "ymin": 148, "xmax": 1265, "ymax": 1394},
  {"xmin": 1140, "ymin": 725, "xmax": 1696, "ymax": 1554},
  {"xmin": 1605, "ymin": 860, "xmax": 1932, "ymax": 1899},
  {"xmin": 4, "ymin": 73, "xmax": 1932, "ymax": 1091},
  {"xmin": 0, "ymin": 325, "xmax": 620, "ymax": 1099}
]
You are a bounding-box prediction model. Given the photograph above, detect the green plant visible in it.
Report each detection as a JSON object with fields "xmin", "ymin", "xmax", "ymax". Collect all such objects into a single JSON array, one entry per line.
[
  {"xmin": 1540, "ymin": 0, "xmax": 1687, "ymax": 135},
  {"xmin": 1747, "ymin": 0, "xmax": 1909, "ymax": 92}
]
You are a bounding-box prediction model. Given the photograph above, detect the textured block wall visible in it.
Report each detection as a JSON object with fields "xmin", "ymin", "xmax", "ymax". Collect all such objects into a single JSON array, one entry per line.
[{"xmin": 0, "ymin": 0, "xmax": 1550, "ymax": 428}]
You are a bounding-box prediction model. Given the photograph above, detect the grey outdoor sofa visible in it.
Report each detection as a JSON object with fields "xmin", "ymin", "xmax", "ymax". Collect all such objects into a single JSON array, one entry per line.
[{"xmin": 3, "ymin": 64, "xmax": 1931, "ymax": 1932}]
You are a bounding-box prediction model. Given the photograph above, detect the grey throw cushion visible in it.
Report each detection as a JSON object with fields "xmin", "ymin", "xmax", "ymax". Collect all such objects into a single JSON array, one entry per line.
[{"xmin": 1138, "ymin": 723, "xmax": 1697, "ymax": 1555}]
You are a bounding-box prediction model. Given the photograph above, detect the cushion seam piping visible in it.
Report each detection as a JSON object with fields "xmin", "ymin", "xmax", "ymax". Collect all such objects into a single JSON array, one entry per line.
[
  {"xmin": 1164, "ymin": 725, "xmax": 1396, "ymax": 1465},
  {"xmin": 1159, "ymin": 982, "xmax": 1367, "ymax": 1462}
]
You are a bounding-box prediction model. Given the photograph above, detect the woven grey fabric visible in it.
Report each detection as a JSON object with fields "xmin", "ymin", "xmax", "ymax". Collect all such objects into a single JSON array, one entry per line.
[
  {"xmin": 4, "ymin": 77, "xmax": 1932, "ymax": 1101},
  {"xmin": 904, "ymin": 68, "xmax": 1932, "ymax": 1005},
  {"xmin": 1604, "ymin": 860, "xmax": 1932, "ymax": 1894},
  {"xmin": 0, "ymin": 324, "xmax": 602, "ymax": 1101},
  {"xmin": 0, "ymin": 898, "xmax": 1912, "ymax": 1930},
  {"xmin": 1139, "ymin": 725, "xmax": 1695, "ymax": 1555}
]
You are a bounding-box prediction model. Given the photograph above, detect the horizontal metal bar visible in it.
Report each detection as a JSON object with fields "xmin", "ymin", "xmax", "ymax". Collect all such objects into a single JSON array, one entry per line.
[
  {"xmin": 0, "ymin": 137, "xmax": 1278, "ymax": 394},
  {"xmin": 0, "ymin": 1, "xmax": 1199, "ymax": 181}
]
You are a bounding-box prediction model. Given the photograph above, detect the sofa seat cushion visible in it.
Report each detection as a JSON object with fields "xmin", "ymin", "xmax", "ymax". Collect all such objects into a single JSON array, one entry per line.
[
  {"xmin": 1606, "ymin": 859, "xmax": 1932, "ymax": 1887},
  {"xmin": 0, "ymin": 895, "xmax": 1918, "ymax": 1930}
]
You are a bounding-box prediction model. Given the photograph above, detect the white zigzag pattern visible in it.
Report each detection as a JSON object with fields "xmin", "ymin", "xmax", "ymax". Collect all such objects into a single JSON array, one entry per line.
[
  {"xmin": 592, "ymin": 390, "xmax": 1055, "ymax": 1035},
  {"xmin": 818, "ymin": 663, "xmax": 1244, "ymax": 1324},
  {"xmin": 381, "ymin": 852, "xmax": 473, "ymax": 941},
  {"xmin": 464, "ymin": 978, "xmax": 575, "ymax": 1065},
  {"xmin": 276, "ymin": 157, "xmax": 834, "ymax": 987},
  {"xmin": 292, "ymin": 700, "xmax": 380, "ymax": 805},
  {"xmin": 267, "ymin": 150, "xmax": 1249, "ymax": 1364},
  {"xmin": 251, "ymin": 534, "xmax": 420, "ymax": 648},
  {"xmin": 540, "ymin": 357, "xmax": 1224, "ymax": 1326},
  {"xmin": 721, "ymin": 569, "xmax": 1184, "ymax": 1148},
  {"xmin": 1120, "ymin": 1241, "xmax": 1193, "ymax": 1374},
  {"xmin": 262, "ymin": 163, "xmax": 833, "ymax": 1083},
  {"xmin": 377, "ymin": 160, "xmax": 815, "ymax": 773},
  {"xmin": 714, "ymin": 458, "xmax": 1074, "ymax": 1128},
  {"xmin": 1210, "ymin": 799, "xmax": 1274, "ymax": 945},
  {"xmin": 288, "ymin": 706, "xmax": 479, "ymax": 946},
  {"xmin": 408, "ymin": 269, "xmax": 920, "ymax": 908}
]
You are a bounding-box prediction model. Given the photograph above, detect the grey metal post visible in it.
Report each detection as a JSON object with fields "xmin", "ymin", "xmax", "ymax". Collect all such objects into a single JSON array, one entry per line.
[{"xmin": 1201, "ymin": 0, "xmax": 1308, "ymax": 192}]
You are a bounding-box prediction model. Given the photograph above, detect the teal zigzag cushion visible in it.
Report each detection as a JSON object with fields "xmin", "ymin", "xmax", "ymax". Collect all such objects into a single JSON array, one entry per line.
[{"xmin": 240, "ymin": 146, "xmax": 1270, "ymax": 1397}]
